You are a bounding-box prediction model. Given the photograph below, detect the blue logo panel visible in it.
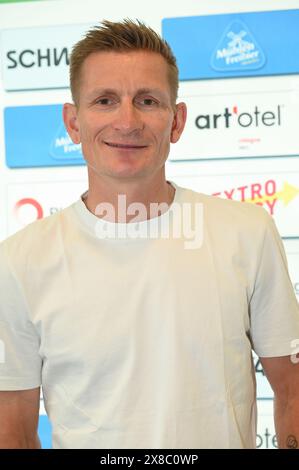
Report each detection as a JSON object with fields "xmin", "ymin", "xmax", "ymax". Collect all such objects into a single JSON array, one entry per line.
[
  {"xmin": 4, "ymin": 104, "xmax": 85, "ymax": 168},
  {"xmin": 38, "ymin": 415, "xmax": 52, "ymax": 449},
  {"xmin": 162, "ymin": 9, "xmax": 299, "ymax": 80}
]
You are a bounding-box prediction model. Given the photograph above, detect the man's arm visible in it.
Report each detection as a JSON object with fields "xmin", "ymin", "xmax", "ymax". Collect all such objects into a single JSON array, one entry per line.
[
  {"xmin": 0, "ymin": 387, "xmax": 41, "ymax": 449},
  {"xmin": 260, "ymin": 356, "xmax": 299, "ymax": 449}
]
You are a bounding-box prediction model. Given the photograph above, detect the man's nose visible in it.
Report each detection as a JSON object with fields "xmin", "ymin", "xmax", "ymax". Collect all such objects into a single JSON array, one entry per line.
[{"xmin": 112, "ymin": 100, "xmax": 144, "ymax": 133}]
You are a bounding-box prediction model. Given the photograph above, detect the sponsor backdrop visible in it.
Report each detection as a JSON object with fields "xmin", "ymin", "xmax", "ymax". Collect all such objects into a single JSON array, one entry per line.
[{"xmin": 0, "ymin": 0, "xmax": 298, "ymax": 449}]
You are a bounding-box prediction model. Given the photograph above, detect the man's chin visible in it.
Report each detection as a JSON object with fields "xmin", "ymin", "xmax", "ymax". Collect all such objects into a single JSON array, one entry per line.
[
  {"xmin": 109, "ymin": 169, "xmax": 148, "ymax": 181},
  {"xmin": 106, "ymin": 163, "xmax": 150, "ymax": 180},
  {"xmin": 86, "ymin": 160, "xmax": 153, "ymax": 181}
]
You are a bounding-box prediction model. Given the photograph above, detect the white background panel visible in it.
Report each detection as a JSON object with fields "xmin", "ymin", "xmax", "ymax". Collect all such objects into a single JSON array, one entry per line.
[
  {"xmin": 1, "ymin": 24, "xmax": 88, "ymax": 90},
  {"xmin": 168, "ymin": 168, "xmax": 299, "ymax": 237},
  {"xmin": 283, "ymin": 238, "xmax": 299, "ymax": 301},
  {"xmin": 1, "ymin": 0, "xmax": 299, "ymax": 449},
  {"xmin": 256, "ymin": 400, "xmax": 277, "ymax": 449},
  {"xmin": 7, "ymin": 180, "xmax": 87, "ymax": 236},
  {"xmin": 171, "ymin": 81, "xmax": 299, "ymax": 160},
  {"xmin": 254, "ymin": 353, "xmax": 274, "ymax": 400}
]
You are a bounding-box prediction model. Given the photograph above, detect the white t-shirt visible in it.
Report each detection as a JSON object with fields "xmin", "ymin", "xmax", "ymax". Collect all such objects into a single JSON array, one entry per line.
[{"xmin": 0, "ymin": 182, "xmax": 298, "ymax": 449}]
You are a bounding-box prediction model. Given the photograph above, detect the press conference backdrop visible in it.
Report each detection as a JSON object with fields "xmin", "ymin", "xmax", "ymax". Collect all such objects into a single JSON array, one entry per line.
[{"xmin": 0, "ymin": 0, "xmax": 298, "ymax": 449}]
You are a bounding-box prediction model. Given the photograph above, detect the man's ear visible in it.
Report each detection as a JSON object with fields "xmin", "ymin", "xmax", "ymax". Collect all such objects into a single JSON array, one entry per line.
[
  {"xmin": 63, "ymin": 103, "xmax": 81, "ymax": 144},
  {"xmin": 170, "ymin": 102, "xmax": 187, "ymax": 144}
]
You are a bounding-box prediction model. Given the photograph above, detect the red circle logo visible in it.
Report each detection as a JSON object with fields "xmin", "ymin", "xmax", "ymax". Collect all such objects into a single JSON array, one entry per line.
[{"xmin": 14, "ymin": 198, "xmax": 44, "ymax": 222}]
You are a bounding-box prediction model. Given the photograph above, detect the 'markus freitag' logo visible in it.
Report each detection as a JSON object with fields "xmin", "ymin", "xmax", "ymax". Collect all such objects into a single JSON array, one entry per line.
[
  {"xmin": 50, "ymin": 123, "xmax": 82, "ymax": 160},
  {"xmin": 211, "ymin": 20, "xmax": 266, "ymax": 72}
]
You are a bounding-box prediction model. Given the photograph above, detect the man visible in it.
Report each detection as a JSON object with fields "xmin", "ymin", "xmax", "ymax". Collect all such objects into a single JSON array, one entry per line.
[{"xmin": 0, "ymin": 19, "xmax": 299, "ymax": 449}]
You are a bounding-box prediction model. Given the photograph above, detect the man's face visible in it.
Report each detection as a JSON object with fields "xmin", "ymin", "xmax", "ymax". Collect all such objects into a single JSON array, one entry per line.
[{"xmin": 64, "ymin": 50, "xmax": 186, "ymax": 182}]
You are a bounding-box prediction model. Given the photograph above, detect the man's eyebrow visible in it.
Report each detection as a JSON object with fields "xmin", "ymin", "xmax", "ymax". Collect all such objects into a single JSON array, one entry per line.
[
  {"xmin": 135, "ymin": 88, "xmax": 166, "ymax": 97},
  {"xmin": 87, "ymin": 88, "xmax": 118, "ymax": 99},
  {"xmin": 87, "ymin": 87, "xmax": 166, "ymax": 99}
]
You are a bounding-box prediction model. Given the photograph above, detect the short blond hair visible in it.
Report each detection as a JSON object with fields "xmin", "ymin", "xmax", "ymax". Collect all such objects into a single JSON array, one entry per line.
[{"xmin": 70, "ymin": 19, "xmax": 178, "ymax": 107}]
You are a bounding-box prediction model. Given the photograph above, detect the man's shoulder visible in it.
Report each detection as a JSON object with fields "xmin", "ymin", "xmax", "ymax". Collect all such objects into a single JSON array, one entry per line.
[
  {"xmin": 0, "ymin": 203, "xmax": 75, "ymax": 263},
  {"xmin": 180, "ymin": 185, "xmax": 270, "ymax": 225}
]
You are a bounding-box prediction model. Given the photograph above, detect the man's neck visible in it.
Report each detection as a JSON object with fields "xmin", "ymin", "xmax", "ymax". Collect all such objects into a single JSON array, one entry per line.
[{"xmin": 83, "ymin": 172, "xmax": 175, "ymax": 223}]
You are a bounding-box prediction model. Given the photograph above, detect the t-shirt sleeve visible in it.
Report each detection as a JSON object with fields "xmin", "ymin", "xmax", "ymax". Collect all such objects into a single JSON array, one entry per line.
[
  {"xmin": 0, "ymin": 242, "xmax": 42, "ymax": 390},
  {"xmin": 249, "ymin": 212, "xmax": 299, "ymax": 358}
]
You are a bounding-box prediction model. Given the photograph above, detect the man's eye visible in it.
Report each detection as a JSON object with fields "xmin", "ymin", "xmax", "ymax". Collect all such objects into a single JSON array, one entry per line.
[
  {"xmin": 96, "ymin": 98, "xmax": 114, "ymax": 105},
  {"xmin": 140, "ymin": 98, "xmax": 157, "ymax": 106}
]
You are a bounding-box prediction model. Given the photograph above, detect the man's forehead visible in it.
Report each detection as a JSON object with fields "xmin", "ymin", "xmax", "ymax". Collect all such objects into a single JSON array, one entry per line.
[
  {"xmin": 80, "ymin": 51, "xmax": 170, "ymax": 98},
  {"xmin": 80, "ymin": 49, "xmax": 169, "ymax": 79}
]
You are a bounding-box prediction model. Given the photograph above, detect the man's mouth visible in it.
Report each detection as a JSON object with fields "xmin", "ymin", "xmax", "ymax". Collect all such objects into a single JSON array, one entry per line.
[{"xmin": 104, "ymin": 142, "xmax": 147, "ymax": 149}]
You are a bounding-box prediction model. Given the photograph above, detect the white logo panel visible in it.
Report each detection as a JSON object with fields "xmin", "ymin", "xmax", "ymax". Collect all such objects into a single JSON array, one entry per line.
[
  {"xmin": 7, "ymin": 180, "xmax": 87, "ymax": 236},
  {"xmin": 170, "ymin": 88, "xmax": 299, "ymax": 160},
  {"xmin": 283, "ymin": 239, "xmax": 299, "ymax": 301},
  {"xmin": 1, "ymin": 24, "xmax": 89, "ymax": 91},
  {"xmin": 169, "ymin": 171, "xmax": 299, "ymax": 237}
]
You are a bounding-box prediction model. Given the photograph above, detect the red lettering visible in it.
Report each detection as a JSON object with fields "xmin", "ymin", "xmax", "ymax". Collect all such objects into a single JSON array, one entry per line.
[
  {"xmin": 237, "ymin": 185, "xmax": 248, "ymax": 202},
  {"xmin": 264, "ymin": 198, "xmax": 277, "ymax": 215},
  {"xmin": 251, "ymin": 183, "xmax": 262, "ymax": 200},
  {"xmin": 265, "ymin": 179, "xmax": 276, "ymax": 196},
  {"xmin": 224, "ymin": 188, "xmax": 235, "ymax": 199}
]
